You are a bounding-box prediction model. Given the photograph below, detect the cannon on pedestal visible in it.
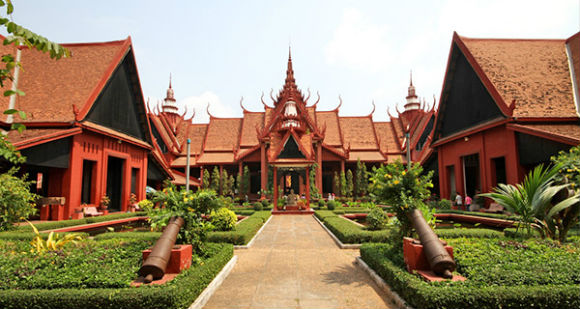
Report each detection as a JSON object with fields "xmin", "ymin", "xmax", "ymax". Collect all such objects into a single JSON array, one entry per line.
[
  {"xmin": 408, "ymin": 209, "xmax": 456, "ymax": 278},
  {"xmin": 138, "ymin": 216, "xmax": 184, "ymax": 283}
]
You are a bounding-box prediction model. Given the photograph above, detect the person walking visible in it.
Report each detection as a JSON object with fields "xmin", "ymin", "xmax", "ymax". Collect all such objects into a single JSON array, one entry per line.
[
  {"xmin": 454, "ymin": 194, "xmax": 463, "ymax": 210},
  {"xmin": 465, "ymin": 195, "xmax": 472, "ymax": 211}
]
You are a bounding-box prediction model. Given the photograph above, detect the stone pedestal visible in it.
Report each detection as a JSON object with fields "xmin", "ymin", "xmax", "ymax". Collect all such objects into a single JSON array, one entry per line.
[
  {"xmin": 142, "ymin": 244, "xmax": 192, "ymax": 274},
  {"xmin": 403, "ymin": 237, "xmax": 465, "ymax": 282},
  {"xmin": 50, "ymin": 204, "xmax": 65, "ymax": 221}
]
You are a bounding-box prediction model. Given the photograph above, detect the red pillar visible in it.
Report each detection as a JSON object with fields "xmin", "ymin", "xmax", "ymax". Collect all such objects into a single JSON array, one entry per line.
[
  {"xmin": 341, "ymin": 160, "xmax": 345, "ymax": 173},
  {"xmin": 306, "ymin": 166, "xmax": 310, "ymax": 209},
  {"xmin": 260, "ymin": 143, "xmax": 267, "ymax": 198},
  {"xmin": 273, "ymin": 166, "xmax": 278, "ymax": 211},
  {"xmin": 316, "ymin": 143, "xmax": 322, "ymax": 193},
  {"xmin": 200, "ymin": 166, "xmax": 204, "ymax": 187}
]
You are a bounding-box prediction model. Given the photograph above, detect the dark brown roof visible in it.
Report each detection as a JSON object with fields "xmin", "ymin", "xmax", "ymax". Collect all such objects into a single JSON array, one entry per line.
[{"xmin": 461, "ymin": 36, "xmax": 576, "ymax": 118}]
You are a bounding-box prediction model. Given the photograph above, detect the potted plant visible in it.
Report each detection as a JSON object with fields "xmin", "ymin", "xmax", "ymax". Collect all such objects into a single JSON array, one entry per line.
[
  {"xmin": 100, "ymin": 195, "xmax": 110, "ymax": 214},
  {"xmin": 128, "ymin": 193, "xmax": 137, "ymax": 212}
]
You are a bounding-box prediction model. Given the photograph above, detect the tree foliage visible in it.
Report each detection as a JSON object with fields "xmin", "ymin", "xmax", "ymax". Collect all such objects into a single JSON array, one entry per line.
[
  {"xmin": 309, "ymin": 163, "xmax": 320, "ymax": 199},
  {"xmin": 202, "ymin": 169, "xmax": 210, "ymax": 189},
  {"xmin": 346, "ymin": 169, "xmax": 354, "ymax": 197},
  {"xmin": 210, "ymin": 167, "xmax": 220, "ymax": 193},
  {"xmin": 340, "ymin": 170, "xmax": 347, "ymax": 196},
  {"xmin": 0, "ymin": 168, "xmax": 38, "ymax": 230}
]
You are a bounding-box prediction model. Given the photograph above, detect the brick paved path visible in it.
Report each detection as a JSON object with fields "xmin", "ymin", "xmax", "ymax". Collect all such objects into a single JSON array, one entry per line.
[{"xmin": 204, "ymin": 215, "xmax": 396, "ymax": 309}]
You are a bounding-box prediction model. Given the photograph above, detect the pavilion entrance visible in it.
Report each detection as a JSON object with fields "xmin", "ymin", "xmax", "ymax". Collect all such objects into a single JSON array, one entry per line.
[{"xmin": 272, "ymin": 165, "xmax": 313, "ymax": 214}]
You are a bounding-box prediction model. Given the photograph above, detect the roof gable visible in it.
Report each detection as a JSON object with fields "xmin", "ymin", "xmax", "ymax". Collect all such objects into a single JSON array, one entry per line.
[
  {"xmin": 339, "ymin": 117, "xmax": 378, "ymax": 150},
  {"xmin": 85, "ymin": 49, "xmax": 148, "ymax": 141},
  {"xmin": 203, "ymin": 118, "xmax": 242, "ymax": 151},
  {"xmin": 434, "ymin": 40, "xmax": 505, "ymax": 140},
  {"xmin": 278, "ymin": 134, "xmax": 306, "ymax": 159}
]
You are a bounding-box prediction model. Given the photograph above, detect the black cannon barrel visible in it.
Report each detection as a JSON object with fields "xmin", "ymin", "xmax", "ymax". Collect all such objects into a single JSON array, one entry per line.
[
  {"xmin": 138, "ymin": 216, "xmax": 184, "ymax": 282},
  {"xmin": 408, "ymin": 209, "xmax": 456, "ymax": 278}
]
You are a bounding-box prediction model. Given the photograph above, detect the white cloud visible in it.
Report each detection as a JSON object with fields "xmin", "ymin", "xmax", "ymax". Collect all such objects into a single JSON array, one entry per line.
[
  {"xmin": 147, "ymin": 91, "xmax": 236, "ymax": 124},
  {"xmin": 325, "ymin": 8, "xmax": 392, "ymax": 72}
]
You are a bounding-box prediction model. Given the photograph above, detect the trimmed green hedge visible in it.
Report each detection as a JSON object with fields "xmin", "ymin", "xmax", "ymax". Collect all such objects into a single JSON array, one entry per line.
[
  {"xmin": 361, "ymin": 241, "xmax": 580, "ymax": 309},
  {"xmin": 333, "ymin": 207, "xmax": 371, "ymax": 214},
  {"xmin": 437, "ymin": 209, "xmax": 520, "ymax": 220},
  {"xmin": 435, "ymin": 228, "xmax": 504, "ymax": 239},
  {"xmin": 206, "ymin": 211, "xmax": 271, "ymax": 245},
  {"xmin": 0, "ymin": 231, "xmax": 90, "ymax": 241},
  {"xmin": 232, "ymin": 209, "xmax": 255, "ymax": 216},
  {"xmin": 314, "ymin": 210, "xmax": 392, "ymax": 244},
  {"xmin": 93, "ymin": 231, "xmax": 162, "ymax": 241},
  {"xmin": 13, "ymin": 212, "xmax": 146, "ymax": 232},
  {"xmin": 0, "ymin": 242, "xmax": 233, "ymax": 309}
]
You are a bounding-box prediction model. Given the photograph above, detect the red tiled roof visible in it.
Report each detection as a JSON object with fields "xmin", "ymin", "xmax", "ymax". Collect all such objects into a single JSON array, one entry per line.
[
  {"xmin": 82, "ymin": 121, "xmax": 151, "ymax": 149},
  {"xmin": 347, "ymin": 151, "xmax": 385, "ymax": 162},
  {"xmin": 170, "ymin": 156, "xmax": 196, "ymax": 167},
  {"xmin": 317, "ymin": 111, "xmax": 342, "ymax": 146},
  {"xmin": 307, "ymin": 106, "xmax": 317, "ymax": 125},
  {"xmin": 567, "ymin": 32, "xmax": 580, "ymax": 107},
  {"xmin": 239, "ymin": 112, "xmax": 263, "ymax": 147},
  {"xmin": 8, "ymin": 127, "xmax": 82, "ymax": 149},
  {"xmin": 182, "ymin": 124, "xmax": 207, "ymax": 155},
  {"xmin": 196, "ymin": 152, "xmax": 235, "ymax": 164},
  {"xmin": 508, "ymin": 123, "xmax": 580, "ymax": 144},
  {"xmin": 374, "ymin": 122, "xmax": 397, "ymax": 154},
  {"xmin": 203, "ymin": 118, "xmax": 242, "ymax": 151},
  {"xmin": 387, "ymin": 154, "xmax": 405, "ymax": 163},
  {"xmin": 460, "ymin": 36, "xmax": 576, "ymax": 118},
  {"xmin": 339, "ymin": 117, "xmax": 378, "ymax": 150},
  {"xmin": 171, "ymin": 171, "xmax": 200, "ymax": 187},
  {"xmin": 0, "ymin": 38, "xmax": 129, "ymax": 123}
]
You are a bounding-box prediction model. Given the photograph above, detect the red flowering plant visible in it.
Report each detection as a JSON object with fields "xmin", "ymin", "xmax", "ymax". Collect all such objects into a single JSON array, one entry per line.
[{"xmin": 369, "ymin": 161, "xmax": 433, "ymax": 237}]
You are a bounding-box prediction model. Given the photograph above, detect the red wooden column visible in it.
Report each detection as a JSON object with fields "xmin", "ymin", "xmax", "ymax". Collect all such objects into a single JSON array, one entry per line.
[
  {"xmin": 200, "ymin": 166, "xmax": 204, "ymax": 187},
  {"xmin": 341, "ymin": 160, "xmax": 345, "ymax": 173},
  {"xmin": 260, "ymin": 143, "xmax": 267, "ymax": 198},
  {"xmin": 273, "ymin": 166, "xmax": 278, "ymax": 211},
  {"xmin": 305, "ymin": 166, "xmax": 310, "ymax": 209},
  {"xmin": 316, "ymin": 143, "xmax": 322, "ymax": 193}
]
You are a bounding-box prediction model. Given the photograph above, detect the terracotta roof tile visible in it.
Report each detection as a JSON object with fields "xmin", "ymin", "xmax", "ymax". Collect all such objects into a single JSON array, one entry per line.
[
  {"xmin": 387, "ymin": 154, "xmax": 405, "ymax": 163},
  {"xmin": 567, "ymin": 32, "xmax": 580, "ymax": 106},
  {"xmin": 339, "ymin": 117, "xmax": 378, "ymax": 150},
  {"xmin": 180, "ymin": 124, "xmax": 207, "ymax": 155},
  {"xmin": 307, "ymin": 106, "xmax": 317, "ymax": 125},
  {"xmin": 8, "ymin": 127, "xmax": 81, "ymax": 148},
  {"xmin": 203, "ymin": 118, "xmax": 242, "ymax": 151},
  {"xmin": 150, "ymin": 114, "xmax": 176, "ymax": 150},
  {"xmin": 170, "ymin": 156, "xmax": 195, "ymax": 167},
  {"xmin": 0, "ymin": 39, "xmax": 128, "ymax": 122},
  {"xmin": 511, "ymin": 123, "xmax": 580, "ymax": 143},
  {"xmin": 347, "ymin": 151, "xmax": 385, "ymax": 162},
  {"xmin": 317, "ymin": 111, "xmax": 342, "ymax": 146},
  {"xmin": 240, "ymin": 113, "xmax": 263, "ymax": 147},
  {"xmin": 196, "ymin": 152, "xmax": 235, "ymax": 164},
  {"xmin": 82, "ymin": 121, "xmax": 151, "ymax": 149},
  {"xmin": 171, "ymin": 171, "xmax": 200, "ymax": 186},
  {"xmin": 374, "ymin": 122, "xmax": 398, "ymax": 153},
  {"xmin": 461, "ymin": 37, "xmax": 576, "ymax": 118}
]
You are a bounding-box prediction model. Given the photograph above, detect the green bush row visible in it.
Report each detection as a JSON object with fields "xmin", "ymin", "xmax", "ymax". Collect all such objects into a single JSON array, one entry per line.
[
  {"xmin": 361, "ymin": 243, "xmax": 580, "ymax": 309},
  {"xmin": 314, "ymin": 211, "xmax": 392, "ymax": 244},
  {"xmin": 206, "ymin": 211, "xmax": 271, "ymax": 245},
  {"xmin": 435, "ymin": 228, "xmax": 504, "ymax": 239},
  {"xmin": 12, "ymin": 212, "xmax": 146, "ymax": 232},
  {"xmin": 0, "ymin": 242, "xmax": 233, "ymax": 309},
  {"xmin": 0, "ymin": 231, "xmax": 90, "ymax": 240},
  {"xmin": 333, "ymin": 207, "xmax": 371, "ymax": 214},
  {"xmin": 436, "ymin": 209, "xmax": 520, "ymax": 220},
  {"xmin": 93, "ymin": 231, "xmax": 162, "ymax": 241},
  {"xmin": 232, "ymin": 209, "xmax": 255, "ymax": 216}
]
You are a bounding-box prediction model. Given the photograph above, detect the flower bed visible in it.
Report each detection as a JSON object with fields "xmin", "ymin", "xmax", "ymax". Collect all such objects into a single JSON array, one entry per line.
[
  {"xmin": 314, "ymin": 210, "xmax": 393, "ymax": 244},
  {"xmin": 361, "ymin": 238, "xmax": 580, "ymax": 309},
  {"xmin": 0, "ymin": 240, "xmax": 233, "ymax": 309}
]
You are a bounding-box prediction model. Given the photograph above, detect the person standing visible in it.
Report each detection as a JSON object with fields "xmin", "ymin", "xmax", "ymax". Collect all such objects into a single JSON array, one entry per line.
[
  {"xmin": 454, "ymin": 194, "xmax": 463, "ymax": 210},
  {"xmin": 465, "ymin": 195, "xmax": 472, "ymax": 211}
]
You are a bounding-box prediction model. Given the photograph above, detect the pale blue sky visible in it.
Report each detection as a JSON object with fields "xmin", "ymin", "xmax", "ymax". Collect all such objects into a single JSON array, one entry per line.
[{"xmin": 6, "ymin": 0, "xmax": 580, "ymax": 122}]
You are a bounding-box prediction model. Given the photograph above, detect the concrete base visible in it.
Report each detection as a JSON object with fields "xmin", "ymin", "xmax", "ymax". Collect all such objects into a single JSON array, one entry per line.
[
  {"xmin": 416, "ymin": 270, "xmax": 466, "ymax": 282},
  {"xmin": 272, "ymin": 209, "xmax": 314, "ymax": 215}
]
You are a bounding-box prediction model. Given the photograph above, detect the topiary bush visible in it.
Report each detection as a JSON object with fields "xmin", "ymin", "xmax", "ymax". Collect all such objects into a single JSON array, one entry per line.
[
  {"xmin": 253, "ymin": 202, "xmax": 263, "ymax": 211},
  {"xmin": 261, "ymin": 199, "xmax": 269, "ymax": 208},
  {"xmin": 366, "ymin": 208, "xmax": 390, "ymax": 230},
  {"xmin": 438, "ymin": 199, "xmax": 452, "ymax": 210},
  {"xmin": 210, "ymin": 207, "xmax": 237, "ymax": 231},
  {"xmin": 0, "ymin": 168, "xmax": 38, "ymax": 231},
  {"xmin": 327, "ymin": 200, "xmax": 337, "ymax": 210}
]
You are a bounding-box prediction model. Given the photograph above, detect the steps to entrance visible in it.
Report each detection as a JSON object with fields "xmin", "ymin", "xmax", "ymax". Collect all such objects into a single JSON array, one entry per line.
[{"xmin": 271, "ymin": 209, "xmax": 314, "ymax": 215}]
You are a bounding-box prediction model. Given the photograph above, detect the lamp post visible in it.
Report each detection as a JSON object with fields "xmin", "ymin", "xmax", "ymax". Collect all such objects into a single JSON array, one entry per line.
[
  {"xmin": 406, "ymin": 131, "xmax": 411, "ymax": 169},
  {"xmin": 186, "ymin": 138, "xmax": 191, "ymax": 192}
]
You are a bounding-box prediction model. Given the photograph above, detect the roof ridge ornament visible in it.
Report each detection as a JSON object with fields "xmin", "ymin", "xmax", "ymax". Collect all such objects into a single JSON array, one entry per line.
[
  {"xmin": 240, "ymin": 96, "xmax": 249, "ymax": 113},
  {"xmin": 368, "ymin": 100, "xmax": 376, "ymax": 117}
]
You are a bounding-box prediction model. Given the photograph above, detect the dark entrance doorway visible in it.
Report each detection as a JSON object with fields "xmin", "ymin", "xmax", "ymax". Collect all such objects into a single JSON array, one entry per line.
[
  {"xmin": 462, "ymin": 153, "xmax": 480, "ymax": 197},
  {"xmin": 106, "ymin": 156, "xmax": 125, "ymax": 212},
  {"xmin": 491, "ymin": 156, "xmax": 507, "ymax": 186}
]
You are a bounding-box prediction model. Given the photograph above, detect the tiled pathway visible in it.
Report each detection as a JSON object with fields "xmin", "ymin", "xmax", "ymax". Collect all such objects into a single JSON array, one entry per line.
[{"xmin": 204, "ymin": 215, "xmax": 396, "ymax": 309}]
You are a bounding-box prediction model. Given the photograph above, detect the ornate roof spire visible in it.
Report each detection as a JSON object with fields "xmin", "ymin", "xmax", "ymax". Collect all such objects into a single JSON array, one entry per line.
[
  {"xmin": 404, "ymin": 70, "xmax": 420, "ymax": 112},
  {"xmin": 285, "ymin": 46, "xmax": 295, "ymax": 86}
]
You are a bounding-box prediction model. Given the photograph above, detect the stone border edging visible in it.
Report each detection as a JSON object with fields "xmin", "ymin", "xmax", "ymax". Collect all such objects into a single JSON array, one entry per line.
[
  {"xmin": 188, "ymin": 255, "xmax": 238, "ymax": 309},
  {"xmin": 234, "ymin": 215, "xmax": 273, "ymax": 249},
  {"xmin": 355, "ymin": 256, "xmax": 413, "ymax": 309},
  {"xmin": 312, "ymin": 215, "xmax": 361, "ymax": 249}
]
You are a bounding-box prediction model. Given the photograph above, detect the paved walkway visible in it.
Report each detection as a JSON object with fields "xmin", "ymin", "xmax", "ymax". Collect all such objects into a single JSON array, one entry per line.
[{"xmin": 204, "ymin": 215, "xmax": 396, "ymax": 309}]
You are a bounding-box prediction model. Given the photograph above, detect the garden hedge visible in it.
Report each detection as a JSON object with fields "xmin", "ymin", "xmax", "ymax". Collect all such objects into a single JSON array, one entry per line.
[
  {"xmin": 436, "ymin": 209, "xmax": 520, "ymax": 220},
  {"xmin": 13, "ymin": 212, "xmax": 146, "ymax": 232},
  {"xmin": 0, "ymin": 242, "xmax": 233, "ymax": 309},
  {"xmin": 206, "ymin": 211, "xmax": 271, "ymax": 245},
  {"xmin": 93, "ymin": 231, "xmax": 162, "ymax": 241},
  {"xmin": 314, "ymin": 210, "xmax": 392, "ymax": 244},
  {"xmin": 361, "ymin": 242, "xmax": 580, "ymax": 309},
  {"xmin": 435, "ymin": 228, "xmax": 504, "ymax": 239}
]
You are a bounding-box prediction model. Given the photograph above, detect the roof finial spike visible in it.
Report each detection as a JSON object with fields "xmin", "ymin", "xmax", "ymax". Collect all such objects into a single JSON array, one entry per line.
[
  {"xmin": 169, "ymin": 73, "xmax": 172, "ymax": 89},
  {"xmin": 410, "ymin": 70, "xmax": 413, "ymax": 86}
]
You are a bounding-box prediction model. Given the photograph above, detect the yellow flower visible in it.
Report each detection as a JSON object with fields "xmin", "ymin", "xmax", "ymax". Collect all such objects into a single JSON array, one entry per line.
[
  {"xmin": 393, "ymin": 180, "xmax": 400, "ymax": 185},
  {"xmin": 402, "ymin": 171, "xmax": 406, "ymax": 176}
]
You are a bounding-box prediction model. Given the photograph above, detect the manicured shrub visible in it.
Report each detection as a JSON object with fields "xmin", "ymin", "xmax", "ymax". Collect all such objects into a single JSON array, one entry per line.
[
  {"xmin": 361, "ymin": 242, "xmax": 580, "ymax": 309},
  {"xmin": 210, "ymin": 207, "xmax": 237, "ymax": 231},
  {"xmin": 207, "ymin": 211, "xmax": 271, "ymax": 245},
  {"xmin": 318, "ymin": 199, "xmax": 326, "ymax": 208},
  {"xmin": 435, "ymin": 228, "xmax": 503, "ymax": 239},
  {"xmin": 137, "ymin": 199, "xmax": 154, "ymax": 212},
  {"xmin": 93, "ymin": 231, "xmax": 162, "ymax": 241},
  {"xmin": 327, "ymin": 200, "xmax": 337, "ymax": 210},
  {"xmin": 438, "ymin": 199, "xmax": 452, "ymax": 210},
  {"xmin": 14, "ymin": 212, "xmax": 145, "ymax": 232},
  {"xmin": 0, "ymin": 168, "xmax": 38, "ymax": 231},
  {"xmin": 253, "ymin": 202, "xmax": 263, "ymax": 211},
  {"xmin": 0, "ymin": 243, "xmax": 234, "ymax": 309},
  {"xmin": 315, "ymin": 210, "xmax": 392, "ymax": 243},
  {"xmin": 366, "ymin": 208, "xmax": 389, "ymax": 230},
  {"xmin": 261, "ymin": 199, "xmax": 269, "ymax": 208}
]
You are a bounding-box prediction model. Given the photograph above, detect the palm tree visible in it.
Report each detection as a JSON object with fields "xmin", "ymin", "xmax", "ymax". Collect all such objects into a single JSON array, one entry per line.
[{"xmin": 479, "ymin": 164, "xmax": 580, "ymax": 238}]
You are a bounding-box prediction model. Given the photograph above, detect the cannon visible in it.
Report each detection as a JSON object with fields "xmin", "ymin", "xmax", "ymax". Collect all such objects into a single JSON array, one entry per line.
[
  {"xmin": 138, "ymin": 216, "xmax": 184, "ymax": 283},
  {"xmin": 408, "ymin": 209, "xmax": 456, "ymax": 278}
]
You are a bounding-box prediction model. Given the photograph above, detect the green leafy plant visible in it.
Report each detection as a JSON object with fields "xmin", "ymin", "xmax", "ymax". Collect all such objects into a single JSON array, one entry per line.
[
  {"xmin": 0, "ymin": 168, "xmax": 38, "ymax": 231},
  {"xmin": 479, "ymin": 164, "xmax": 580, "ymax": 239},
  {"xmin": 252, "ymin": 201, "xmax": 263, "ymax": 211},
  {"xmin": 340, "ymin": 171, "xmax": 347, "ymax": 196},
  {"xmin": 369, "ymin": 161, "xmax": 433, "ymax": 237},
  {"xmin": 210, "ymin": 207, "xmax": 237, "ymax": 231},
  {"xmin": 346, "ymin": 169, "xmax": 354, "ymax": 197},
  {"xmin": 137, "ymin": 199, "xmax": 154, "ymax": 212},
  {"xmin": 26, "ymin": 220, "xmax": 83, "ymax": 254},
  {"xmin": 203, "ymin": 169, "xmax": 211, "ymax": 189},
  {"xmin": 211, "ymin": 167, "xmax": 220, "ymax": 193},
  {"xmin": 149, "ymin": 184, "xmax": 219, "ymax": 253},
  {"xmin": 327, "ymin": 200, "xmax": 337, "ymax": 210},
  {"xmin": 366, "ymin": 208, "xmax": 390, "ymax": 230}
]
